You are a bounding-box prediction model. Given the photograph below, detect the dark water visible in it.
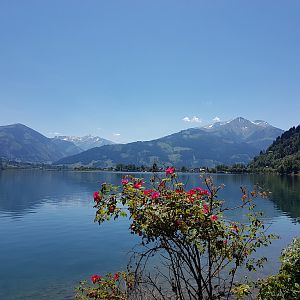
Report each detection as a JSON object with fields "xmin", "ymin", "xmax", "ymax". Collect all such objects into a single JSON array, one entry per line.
[{"xmin": 0, "ymin": 171, "xmax": 299, "ymax": 299}]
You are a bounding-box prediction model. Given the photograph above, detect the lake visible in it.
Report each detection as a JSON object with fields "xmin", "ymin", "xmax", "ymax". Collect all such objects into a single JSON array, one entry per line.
[{"xmin": 0, "ymin": 170, "xmax": 299, "ymax": 299}]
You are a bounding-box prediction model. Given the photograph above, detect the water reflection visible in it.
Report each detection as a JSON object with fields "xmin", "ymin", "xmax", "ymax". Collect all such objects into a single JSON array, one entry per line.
[
  {"xmin": 249, "ymin": 175, "xmax": 300, "ymax": 223},
  {"xmin": 1, "ymin": 171, "xmax": 299, "ymax": 223},
  {"xmin": 0, "ymin": 170, "xmax": 299, "ymax": 300},
  {"xmin": 0, "ymin": 170, "xmax": 125, "ymax": 217}
]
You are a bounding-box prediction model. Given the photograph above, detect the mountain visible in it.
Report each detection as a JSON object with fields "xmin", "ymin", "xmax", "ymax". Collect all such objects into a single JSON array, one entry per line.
[
  {"xmin": 202, "ymin": 117, "xmax": 283, "ymax": 150},
  {"xmin": 249, "ymin": 125, "xmax": 300, "ymax": 174},
  {"xmin": 54, "ymin": 135, "xmax": 114, "ymax": 151},
  {"xmin": 0, "ymin": 124, "xmax": 82, "ymax": 163},
  {"xmin": 56, "ymin": 117, "xmax": 283, "ymax": 168}
]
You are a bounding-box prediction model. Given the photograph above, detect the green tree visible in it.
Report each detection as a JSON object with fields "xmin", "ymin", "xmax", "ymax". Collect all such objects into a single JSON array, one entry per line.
[{"xmin": 256, "ymin": 237, "xmax": 300, "ymax": 300}]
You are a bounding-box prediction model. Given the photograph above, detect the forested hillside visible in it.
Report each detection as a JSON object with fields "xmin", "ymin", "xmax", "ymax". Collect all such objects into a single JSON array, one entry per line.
[{"xmin": 249, "ymin": 125, "xmax": 300, "ymax": 174}]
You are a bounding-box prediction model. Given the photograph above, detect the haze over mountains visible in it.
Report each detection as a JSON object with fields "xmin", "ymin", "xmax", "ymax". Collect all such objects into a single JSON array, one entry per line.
[
  {"xmin": 0, "ymin": 118, "xmax": 284, "ymax": 166},
  {"xmin": 54, "ymin": 135, "xmax": 114, "ymax": 151},
  {"xmin": 0, "ymin": 124, "xmax": 80, "ymax": 163},
  {"xmin": 57, "ymin": 117, "xmax": 284, "ymax": 168},
  {"xmin": 0, "ymin": 124, "xmax": 113, "ymax": 163}
]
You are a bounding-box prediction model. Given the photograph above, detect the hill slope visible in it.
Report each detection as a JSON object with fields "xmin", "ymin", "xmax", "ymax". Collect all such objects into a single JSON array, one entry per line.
[
  {"xmin": 249, "ymin": 125, "xmax": 300, "ymax": 174},
  {"xmin": 56, "ymin": 117, "xmax": 283, "ymax": 168},
  {"xmin": 0, "ymin": 124, "xmax": 82, "ymax": 163}
]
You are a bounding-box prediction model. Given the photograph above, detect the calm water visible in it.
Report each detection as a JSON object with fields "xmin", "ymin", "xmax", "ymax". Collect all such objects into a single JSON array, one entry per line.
[{"xmin": 0, "ymin": 170, "xmax": 299, "ymax": 300}]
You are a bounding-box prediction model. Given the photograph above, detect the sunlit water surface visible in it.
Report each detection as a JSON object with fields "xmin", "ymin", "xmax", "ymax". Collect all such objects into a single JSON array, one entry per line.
[{"xmin": 0, "ymin": 170, "xmax": 299, "ymax": 299}]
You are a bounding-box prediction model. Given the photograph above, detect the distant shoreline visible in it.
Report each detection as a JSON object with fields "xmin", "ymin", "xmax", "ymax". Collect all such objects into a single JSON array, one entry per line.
[{"xmin": 1, "ymin": 164, "xmax": 298, "ymax": 176}]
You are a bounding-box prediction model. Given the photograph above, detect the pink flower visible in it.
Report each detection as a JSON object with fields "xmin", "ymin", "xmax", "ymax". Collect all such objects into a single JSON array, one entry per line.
[
  {"xmin": 151, "ymin": 191, "xmax": 160, "ymax": 199},
  {"xmin": 188, "ymin": 189, "xmax": 197, "ymax": 195},
  {"xmin": 165, "ymin": 167, "xmax": 175, "ymax": 175},
  {"xmin": 121, "ymin": 179, "xmax": 129, "ymax": 185},
  {"xmin": 93, "ymin": 191, "xmax": 101, "ymax": 203},
  {"xmin": 91, "ymin": 274, "xmax": 102, "ymax": 284},
  {"xmin": 144, "ymin": 189, "xmax": 152, "ymax": 196},
  {"xmin": 202, "ymin": 189, "xmax": 209, "ymax": 195},
  {"xmin": 114, "ymin": 273, "xmax": 120, "ymax": 281},
  {"xmin": 133, "ymin": 181, "xmax": 143, "ymax": 189},
  {"xmin": 196, "ymin": 188, "xmax": 209, "ymax": 196},
  {"xmin": 210, "ymin": 214, "xmax": 218, "ymax": 222},
  {"xmin": 202, "ymin": 203, "xmax": 210, "ymax": 214}
]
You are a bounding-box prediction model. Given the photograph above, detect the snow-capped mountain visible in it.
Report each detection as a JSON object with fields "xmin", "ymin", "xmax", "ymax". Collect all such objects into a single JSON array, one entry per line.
[
  {"xmin": 54, "ymin": 135, "xmax": 114, "ymax": 151},
  {"xmin": 202, "ymin": 117, "xmax": 283, "ymax": 149},
  {"xmin": 56, "ymin": 117, "xmax": 284, "ymax": 168},
  {"xmin": 0, "ymin": 124, "xmax": 82, "ymax": 163}
]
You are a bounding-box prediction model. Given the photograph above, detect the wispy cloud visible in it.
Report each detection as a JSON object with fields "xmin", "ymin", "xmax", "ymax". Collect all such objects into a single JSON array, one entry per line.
[
  {"xmin": 182, "ymin": 116, "xmax": 202, "ymax": 123},
  {"xmin": 48, "ymin": 131, "xmax": 62, "ymax": 136},
  {"xmin": 212, "ymin": 116, "xmax": 221, "ymax": 122},
  {"xmin": 113, "ymin": 133, "xmax": 121, "ymax": 136}
]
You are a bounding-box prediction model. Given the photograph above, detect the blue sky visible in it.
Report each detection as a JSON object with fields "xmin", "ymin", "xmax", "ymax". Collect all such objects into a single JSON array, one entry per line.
[{"xmin": 0, "ymin": 0, "xmax": 299, "ymax": 143}]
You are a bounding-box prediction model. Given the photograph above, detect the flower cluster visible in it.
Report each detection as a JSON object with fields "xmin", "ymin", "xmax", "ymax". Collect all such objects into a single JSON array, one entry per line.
[
  {"xmin": 80, "ymin": 167, "xmax": 276, "ymax": 300},
  {"xmin": 77, "ymin": 271, "xmax": 134, "ymax": 300},
  {"xmin": 90, "ymin": 274, "xmax": 102, "ymax": 284},
  {"xmin": 93, "ymin": 168, "xmax": 222, "ymax": 241}
]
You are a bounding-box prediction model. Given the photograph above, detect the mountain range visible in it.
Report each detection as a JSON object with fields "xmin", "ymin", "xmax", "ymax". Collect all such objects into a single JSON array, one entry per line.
[
  {"xmin": 0, "ymin": 124, "xmax": 113, "ymax": 163},
  {"xmin": 54, "ymin": 135, "xmax": 114, "ymax": 151},
  {"xmin": 56, "ymin": 117, "xmax": 284, "ymax": 168}
]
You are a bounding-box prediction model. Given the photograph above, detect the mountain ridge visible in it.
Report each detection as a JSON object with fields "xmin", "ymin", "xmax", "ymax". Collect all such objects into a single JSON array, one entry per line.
[
  {"xmin": 0, "ymin": 123, "xmax": 82, "ymax": 163},
  {"xmin": 54, "ymin": 135, "xmax": 114, "ymax": 151},
  {"xmin": 56, "ymin": 117, "xmax": 283, "ymax": 167}
]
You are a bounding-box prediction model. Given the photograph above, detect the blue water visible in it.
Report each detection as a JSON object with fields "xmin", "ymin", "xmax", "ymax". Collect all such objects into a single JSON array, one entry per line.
[{"xmin": 0, "ymin": 170, "xmax": 299, "ymax": 299}]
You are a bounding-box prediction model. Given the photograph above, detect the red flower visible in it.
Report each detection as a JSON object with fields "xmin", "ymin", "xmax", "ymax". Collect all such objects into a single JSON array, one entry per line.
[
  {"xmin": 188, "ymin": 189, "xmax": 197, "ymax": 195},
  {"xmin": 121, "ymin": 179, "xmax": 129, "ymax": 185},
  {"xmin": 202, "ymin": 189, "xmax": 210, "ymax": 196},
  {"xmin": 144, "ymin": 189, "xmax": 152, "ymax": 196},
  {"xmin": 93, "ymin": 191, "xmax": 101, "ymax": 203},
  {"xmin": 91, "ymin": 274, "xmax": 102, "ymax": 284},
  {"xmin": 114, "ymin": 273, "xmax": 120, "ymax": 281},
  {"xmin": 223, "ymin": 240, "xmax": 228, "ymax": 246},
  {"xmin": 202, "ymin": 203, "xmax": 210, "ymax": 214},
  {"xmin": 133, "ymin": 181, "xmax": 143, "ymax": 189},
  {"xmin": 210, "ymin": 214, "xmax": 218, "ymax": 222},
  {"xmin": 165, "ymin": 167, "xmax": 175, "ymax": 175},
  {"xmin": 151, "ymin": 191, "xmax": 160, "ymax": 199},
  {"xmin": 196, "ymin": 188, "xmax": 209, "ymax": 196}
]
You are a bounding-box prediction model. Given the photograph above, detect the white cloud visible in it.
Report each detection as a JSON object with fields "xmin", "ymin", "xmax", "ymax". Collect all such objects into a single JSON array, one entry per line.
[
  {"xmin": 113, "ymin": 133, "xmax": 121, "ymax": 136},
  {"xmin": 182, "ymin": 116, "xmax": 202, "ymax": 123},
  {"xmin": 48, "ymin": 131, "xmax": 62, "ymax": 136},
  {"xmin": 213, "ymin": 116, "xmax": 221, "ymax": 122}
]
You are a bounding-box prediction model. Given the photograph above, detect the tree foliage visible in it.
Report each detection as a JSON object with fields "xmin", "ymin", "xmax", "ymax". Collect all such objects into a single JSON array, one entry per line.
[
  {"xmin": 76, "ymin": 170, "xmax": 277, "ymax": 299},
  {"xmin": 256, "ymin": 237, "xmax": 300, "ymax": 299},
  {"xmin": 249, "ymin": 125, "xmax": 300, "ymax": 174}
]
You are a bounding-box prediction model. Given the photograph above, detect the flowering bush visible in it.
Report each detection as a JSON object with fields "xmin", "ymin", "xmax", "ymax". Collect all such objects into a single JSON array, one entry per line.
[
  {"xmin": 77, "ymin": 169, "xmax": 277, "ymax": 299},
  {"xmin": 76, "ymin": 272, "xmax": 134, "ymax": 300}
]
